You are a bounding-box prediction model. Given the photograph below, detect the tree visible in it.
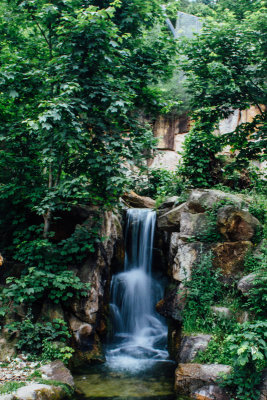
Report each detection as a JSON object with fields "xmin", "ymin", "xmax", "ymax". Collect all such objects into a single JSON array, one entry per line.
[
  {"xmin": 0, "ymin": 0, "xmax": 175, "ymax": 305},
  {"xmin": 179, "ymin": 0, "xmax": 267, "ymax": 186}
]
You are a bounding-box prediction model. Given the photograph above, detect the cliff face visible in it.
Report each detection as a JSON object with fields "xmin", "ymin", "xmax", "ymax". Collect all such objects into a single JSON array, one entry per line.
[{"xmin": 149, "ymin": 105, "xmax": 265, "ymax": 171}]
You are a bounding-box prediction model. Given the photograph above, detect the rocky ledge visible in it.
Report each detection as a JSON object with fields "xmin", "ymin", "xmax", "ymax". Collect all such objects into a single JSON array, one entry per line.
[{"xmin": 0, "ymin": 360, "xmax": 74, "ymax": 400}]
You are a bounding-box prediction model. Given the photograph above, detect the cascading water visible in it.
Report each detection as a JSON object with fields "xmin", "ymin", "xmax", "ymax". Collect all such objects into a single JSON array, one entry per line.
[{"xmin": 106, "ymin": 208, "xmax": 168, "ymax": 372}]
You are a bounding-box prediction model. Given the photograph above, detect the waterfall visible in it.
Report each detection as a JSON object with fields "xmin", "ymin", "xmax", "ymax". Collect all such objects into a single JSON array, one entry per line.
[{"xmin": 107, "ymin": 208, "xmax": 168, "ymax": 372}]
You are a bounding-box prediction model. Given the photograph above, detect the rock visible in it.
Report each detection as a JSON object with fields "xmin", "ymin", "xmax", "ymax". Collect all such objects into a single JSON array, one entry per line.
[
  {"xmin": 169, "ymin": 232, "xmax": 181, "ymax": 266},
  {"xmin": 122, "ymin": 191, "xmax": 155, "ymax": 208},
  {"xmin": 40, "ymin": 301, "xmax": 65, "ymax": 322},
  {"xmin": 157, "ymin": 203, "xmax": 188, "ymax": 231},
  {"xmin": 218, "ymin": 109, "xmax": 240, "ymax": 135},
  {"xmin": 178, "ymin": 335, "xmax": 212, "ymax": 363},
  {"xmin": 172, "ymin": 240, "xmax": 207, "ymax": 281},
  {"xmin": 212, "ymin": 241, "xmax": 252, "ymax": 276},
  {"xmin": 237, "ymin": 273, "xmax": 257, "ymax": 296},
  {"xmin": 148, "ymin": 150, "xmax": 181, "ymax": 171},
  {"xmin": 175, "ymin": 364, "xmax": 231, "ymax": 396},
  {"xmin": 153, "ymin": 114, "xmax": 178, "ymax": 150},
  {"xmin": 68, "ymin": 211, "xmax": 123, "ymax": 365},
  {"xmin": 180, "ymin": 212, "xmax": 208, "ymax": 238},
  {"xmin": 0, "ymin": 383, "xmax": 67, "ymax": 400},
  {"xmin": 217, "ymin": 206, "xmax": 262, "ymax": 241},
  {"xmin": 0, "ymin": 337, "xmax": 16, "ymax": 362},
  {"xmin": 157, "ymin": 207, "xmax": 172, "ymax": 217},
  {"xmin": 40, "ymin": 360, "xmax": 74, "ymax": 387},
  {"xmin": 158, "ymin": 196, "xmax": 181, "ymax": 209},
  {"xmin": 187, "ymin": 189, "xmax": 246, "ymax": 213},
  {"xmin": 193, "ymin": 384, "xmax": 230, "ymax": 400}
]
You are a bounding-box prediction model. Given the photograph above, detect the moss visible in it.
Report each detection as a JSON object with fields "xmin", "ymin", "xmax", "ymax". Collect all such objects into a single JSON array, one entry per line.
[{"xmin": 36, "ymin": 379, "xmax": 74, "ymax": 397}]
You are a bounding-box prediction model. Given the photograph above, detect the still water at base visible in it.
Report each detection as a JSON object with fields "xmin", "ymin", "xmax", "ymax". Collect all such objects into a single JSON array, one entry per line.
[{"xmin": 74, "ymin": 362, "xmax": 189, "ymax": 400}]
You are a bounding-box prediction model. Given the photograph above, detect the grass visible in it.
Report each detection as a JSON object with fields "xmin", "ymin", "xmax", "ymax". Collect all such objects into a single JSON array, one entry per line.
[{"xmin": 0, "ymin": 381, "xmax": 26, "ymax": 394}]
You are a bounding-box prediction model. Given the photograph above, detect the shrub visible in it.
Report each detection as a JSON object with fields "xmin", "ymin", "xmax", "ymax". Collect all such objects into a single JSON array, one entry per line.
[
  {"xmin": 195, "ymin": 336, "xmax": 233, "ymax": 365},
  {"xmin": 130, "ymin": 168, "xmax": 186, "ymax": 199},
  {"xmin": 42, "ymin": 341, "xmax": 74, "ymax": 365},
  {"xmin": 220, "ymin": 321, "xmax": 267, "ymax": 400},
  {"xmin": 6, "ymin": 315, "xmax": 70, "ymax": 355}
]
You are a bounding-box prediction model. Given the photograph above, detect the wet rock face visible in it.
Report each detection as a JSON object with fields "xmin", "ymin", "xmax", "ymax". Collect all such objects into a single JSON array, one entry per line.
[
  {"xmin": 66, "ymin": 211, "xmax": 123, "ymax": 365},
  {"xmin": 217, "ymin": 206, "xmax": 262, "ymax": 241},
  {"xmin": 212, "ymin": 241, "xmax": 252, "ymax": 276},
  {"xmin": 178, "ymin": 335, "xmax": 212, "ymax": 363},
  {"xmin": 174, "ymin": 364, "xmax": 231, "ymax": 396},
  {"xmin": 156, "ymin": 285, "xmax": 185, "ymax": 322}
]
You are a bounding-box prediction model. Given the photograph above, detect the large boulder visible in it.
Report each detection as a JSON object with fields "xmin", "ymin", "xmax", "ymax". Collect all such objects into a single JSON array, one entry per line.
[
  {"xmin": 122, "ymin": 191, "xmax": 155, "ymax": 208},
  {"xmin": 175, "ymin": 364, "xmax": 231, "ymax": 396},
  {"xmin": 178, "ymin": 334, "xmax": 212, "ymax": 363},
  {"xmin": 172, "ymin": 240, "xmax": 208, "ymax": 281},
  {"xmin": 212, "ymin": 241, "xmax": 252, "ymax": 276},
  {"xmin": 187, "ymin": 189, "xmax": 246, "ymax": 213},
  {"xmin": 157, "ymin": 203, "xmax": 188, "ymax": 231},
  {"xmin": 40, "ymin": 360, "xmax": 74, "ymax": 387},
  {"xmin": 180, "ymin": 212, "xmax": 209, "ymax": 238},
  {"xmin": 217, "ymin": 206, "xmax": 262, "ymax": 241}
]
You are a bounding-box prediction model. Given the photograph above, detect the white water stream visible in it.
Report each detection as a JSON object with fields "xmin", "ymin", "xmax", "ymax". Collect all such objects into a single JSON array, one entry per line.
[{"xmin": 106, "ymin": 209, "xmax": 168, "ymax": 372}]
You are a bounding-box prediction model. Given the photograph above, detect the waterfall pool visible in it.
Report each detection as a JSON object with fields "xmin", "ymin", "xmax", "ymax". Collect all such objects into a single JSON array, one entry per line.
[{"xmin": 73, "ymin": 361, "xmax": 189, "ymax": 400}]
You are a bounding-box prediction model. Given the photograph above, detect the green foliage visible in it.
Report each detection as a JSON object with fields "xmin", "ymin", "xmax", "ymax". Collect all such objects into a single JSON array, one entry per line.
[
  {"xmin": 130, "ymin": 168, "xmax": 186, "ymax": 199},
  {"xmin": 220, "ymin": 321, "xmax": 267, "ymax": 400},
  {"xmin": 0, "ymin": 382, "xmax": 26, "ymax": 394},
  {"xmin": 248, "ymin": 194, "xmax": 267, "ymax": 225},
  {"xmin": 181, "ymin": 250, "xmax": 229, "ymax": 333},
  {"xmin": 6, "ymin": 316, "xmax": 70, "ymax": 355},
  {"xmin": 246, "ymin": 271, "xmax": 267, "ymax": 320},
  {"xmin": 179, "ymin": 118, "xmax": 222, "ymax": 187},
  {"xmin": 195, "ymin": 336, "xmax": 233, "ymax": 365},
  {"xmin": 42, "ymin": 341, "xmax": 74, "ymax": 365}
]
